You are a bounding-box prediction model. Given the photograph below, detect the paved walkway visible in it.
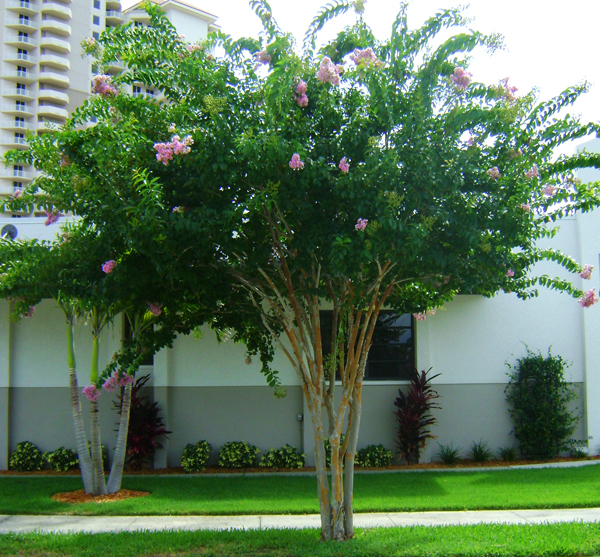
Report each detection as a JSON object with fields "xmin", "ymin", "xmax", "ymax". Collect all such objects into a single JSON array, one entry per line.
[{"xmin": 1, "ymin": 508, "xmax": 599, "ymax": 534}]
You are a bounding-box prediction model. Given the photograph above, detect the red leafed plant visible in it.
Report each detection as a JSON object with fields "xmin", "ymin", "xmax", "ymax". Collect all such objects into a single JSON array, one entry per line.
[
  {"xmin": 115, "ymin": 374, "xmax": 171, "ymax": 470},
  {"xmin": 394, "ymin": 368, "xmax": 441, "ymax": 464}
]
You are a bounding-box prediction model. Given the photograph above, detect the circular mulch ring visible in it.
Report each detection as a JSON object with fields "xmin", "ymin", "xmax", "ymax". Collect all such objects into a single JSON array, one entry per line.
[{"xmin": 52, "ymin": 489, "xmax": 150, "ymax": 504}]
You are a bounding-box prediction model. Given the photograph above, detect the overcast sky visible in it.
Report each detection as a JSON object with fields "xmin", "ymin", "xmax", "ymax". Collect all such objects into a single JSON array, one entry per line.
[{"xmin": 123, "ymin": 0, "xmax": 600, "ymax": 152}]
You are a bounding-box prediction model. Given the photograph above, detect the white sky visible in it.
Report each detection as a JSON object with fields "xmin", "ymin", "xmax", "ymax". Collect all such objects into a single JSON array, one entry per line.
[{"xmin": 123, "ymin": 0, "xmax": 600, "ymax": 152}]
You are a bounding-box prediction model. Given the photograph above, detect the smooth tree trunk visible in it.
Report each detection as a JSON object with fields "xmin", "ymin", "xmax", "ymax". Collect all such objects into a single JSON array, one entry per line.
[
  {"xmin": 106, "ymin": 383, "xmax": 132, "ymax": 493},
  {"xmin": 88, "ymin": 334, "xmax": 107, "ymax": 495},
  {"xmin": 66, "ymin": 317, "xmax": 94, "ymax": 493}
]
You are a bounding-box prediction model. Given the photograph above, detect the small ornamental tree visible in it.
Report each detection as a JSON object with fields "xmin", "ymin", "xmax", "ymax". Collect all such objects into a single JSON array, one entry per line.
[
  {"xmin": 5, "ymin": 0, "xmax": 600, "ymax": 540},
  {"xmin": 505, "ymin": 349, "xmax": 578, "ymax": 459}
]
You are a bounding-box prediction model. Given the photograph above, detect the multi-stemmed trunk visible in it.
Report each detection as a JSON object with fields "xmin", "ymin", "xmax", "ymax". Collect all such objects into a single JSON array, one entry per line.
[
  {"xmin": 88, "ymin": 333, "xmax": 107, "ymax": 495},
  {"xmin": 236, "ymin": 210, "xmax": 394, "ymax": 539},
  {"xmin": 66, "ymin": 315, "xmax": 94, "ymax": 493},
  {"xmin": 106, "ymin": 383, "xmax": 132, "ymax": 493}
]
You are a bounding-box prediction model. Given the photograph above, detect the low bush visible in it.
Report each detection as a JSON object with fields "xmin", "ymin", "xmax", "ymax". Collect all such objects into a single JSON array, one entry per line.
[
  {"xmin": 355, "ymin": 444, "xmax": 394, "ymax": 467},
  {"xmin": 571, "ymin": 447, "xmax": 588, "ymax": 459},
  {"xmin": 9, "ymin": 441, "xmax": 44, "ymax": 471},
  {"xmin": 218, "ymin": 441, "xmax": 259, "ymax": 468},
  {"xmin": 260, "ymin": 445, "xmax": 305, "ymax": 469},
  {"xmin": 470, "ymin": 440, "xmax": 493, "ymax": 463},
  {"xmin": 43, "ymin": 447, "xmax": 79, "ymax": 472},
  {"xmin": 498, "ymin": 446, "xmax": 517, "ymax": 462},
  {"xmin": 181, "ymin": 441, "xmax": 212, "ymax": 472},
  {"xmin": 437, "ymin": 442, "xmax": 461, "ymax": 465}
]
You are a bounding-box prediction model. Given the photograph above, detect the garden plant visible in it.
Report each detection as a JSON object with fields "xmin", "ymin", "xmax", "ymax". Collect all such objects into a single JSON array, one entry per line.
[{"xmin": 2, "ymin": 0, "xmax": 600, "ymax": 540}]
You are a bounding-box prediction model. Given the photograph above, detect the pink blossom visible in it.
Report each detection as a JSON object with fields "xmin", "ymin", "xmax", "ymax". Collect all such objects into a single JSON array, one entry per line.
[
  {"xmin": 154, "ymin": 134, "xmax": 193, "ymax": 165},
  {"xmin": 487, "ymin": 167, "xmax": 500, "ymax": 180},
  {"xmin": 413, "ymin": 312, "xmax": 426, "ymax": 321},
  {"xmin": 91, "ymin": 74, "xmax": 118, "ymax": 97},
  {"xmin": 102, "ymin": 375, "xmax": 118, "ymax": 392},
  {"xmin": 296, "ymin": 94, "xmax": 308, "ymax": 107},
  {"xmin": 355, "ymin": 218, "xmax": 368, "ymax": 231},
  {"xmin": 102, "ymin": 260, "xmax": 117, "ymax": 274},
  {"xmin": 147, "ymin": 302, "xmax": 162, "ymax": 316},
  {"xmin": 525, "ymin": 164, "xmax": 539, "ymax": 179},
  {"xmin": 580, "ymin": 264, "xmax": 594, "ymax": 280},
  {"xmin": 542, "ymin": 185, "xmax": 556, "ymax": 197},
  {"xmin": 186, "ymin": 44, "xmax": 202, "ymax": 53},
  {"xmin": 296, "ymin": 80, "xmax": 307, "ymax": 95},
  {"xmin": 256, "ymin": 50, "xmax": 271, "ymax": 64},
  {"xmin": 579, "ymin": 288, "xmax": 599, "ymax": 308},
  {"xmin": 22, "ymin": 306, "xmax": 34, "ymax": 318},
  {"xmin": 497, "ymin": 77, "xmax": 518, "ymax": 101},
  {"xmin": 60, "ymin": 155, "xmax": 70, "ymax": 167},
  {"xmin": 317, "ymin": 57, "xmax": 341, "ymax": 85},
  {"xmin": 45, "ymin": 211, "xmax": 60, "ymax": 226},
  {"xmin": 289, "ymin": 153, "xmax": 305, "ymax": 170},
  {"xmin": 426, "ymin": 309, "xmax": 436, "ymax": 316},
  {"xmin": 506, "ymin": 269, "xmax": 515, "ymax": 277},
  {"xmin": 82, "ymin": 385, "xmax": 100, "ymax": 401},
  {"xmin": 10, "ymin": 189, "xmax": 22, "ymax": 200},
  {"xmin": 520, "ymin": 203, "xmax": 531, "ymax": 212},
  {"xmin": 245, "ymin": 356, "xmax": 252, "ymax": 365},
  {"xmin": 450, "ymin": 67, "xmax": 472, "ymax": 91},
  {"xmin": 349, "ymin": 48, "xmax": 380, "ymax": 67},
  {"xmin": 168, "ymin": 123, "xmax": 176, "ymax": 132},
  {"xmin": 339, "ymin": 157, "xmax": 350, "ymax": 173}
]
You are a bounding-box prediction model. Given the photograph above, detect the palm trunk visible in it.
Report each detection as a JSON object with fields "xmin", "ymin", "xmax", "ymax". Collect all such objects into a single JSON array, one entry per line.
[
  {"xmin": 89, "ymin": 334, "xmax": 107, "ymax": 495},
  {"xmin": 67, "ymin": 318, "xmax": 94, "ymax": 493},
  {"xmin": 106, "ymin": 383, "xmax": 132, "ymax": 493}
]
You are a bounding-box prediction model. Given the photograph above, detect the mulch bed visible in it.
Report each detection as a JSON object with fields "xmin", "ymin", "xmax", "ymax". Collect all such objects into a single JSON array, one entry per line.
[{"xmin": 51, "ymin": 489, "xmax": 150, "ymax": 504}]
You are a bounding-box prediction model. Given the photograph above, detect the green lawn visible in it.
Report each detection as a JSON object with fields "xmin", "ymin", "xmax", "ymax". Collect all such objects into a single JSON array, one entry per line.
[
  {"xmin": 1, "ymin": 465, "xmax": 600, "ymax": 516},
  {"xmin": 1, "ymin": 522, "xmax": 600, "ymax": 557}
]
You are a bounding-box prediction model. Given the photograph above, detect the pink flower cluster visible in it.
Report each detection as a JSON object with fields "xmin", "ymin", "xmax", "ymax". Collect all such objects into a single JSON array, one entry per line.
[
  {"xmin": 355, "ymin": 218, "xmax": 368, "ymax": 231},
  {"xmin": 45, "ymin": 211, "xmax": 61, "ymax": 226},
  {"xmin": 580, "ymin": 264, "xmax": 593, "ymax": 280},
  {"xmin": 147, "ymin": 301, "xmax": 162, "ymax": 316},
  {"xmin": 186, "ymin": 44, "xmax": 202, "ymax": 53},
  {"xmin": 487, "ymin": 167, "xmax": 500, "ymax": 180},
  {"xmin": 295, "ymin": 80, "xmax": 308, "ymax": 107},
  {"xmin": 525, "ymin": 164, "xmax": 539, "ymax": 179},
  {"xmin": 10, "ymin": 189, "xmax": 22, "ymax": 200},
  {"xmin": 102, "ymin": 260, "xmax": 117, "ymax": 274},
  {"xmin": 82, "ymin": 385, "xmax": 100, "ymax": 401},
  {"xmin": 542, "ymin": 184, "xmax": 556, "ymax": 197},
  {"xmin": 339, "ymin": 157, "xmax": 350, "ymax": 173},
  {"xmin": 289, "ymin": 153, "xmax": 305, "ymax": 170},
  {"xmin": 91, "ymin": 75, "xmax": 118, "ymax": 97},
  {"xmin": 450, "ymin": 67, "xmax": 472, "ymax": 91},
  {"xmin": 497, "ymin": 77, "xmax": 518, "ymax": 101},
  {"xmin": 102, "ymin": 370, "xmax": 134, "ymax": 392},
  {"xmin": 256, "ymin": 50, "xmax": 271, "ymax": 65},
  {"xmin": 349, "ymin": 48, "xmax": 381, "ymax": 67},
  {"xmin": 520, "ymin": 203, "xmax": 531, "ymax": 212},
  {"xmin": 506, "ymin": 269, "xmax": 515, "ymax": 277},
  {"xmin": 22, "ymin": 306, "xmax": 34, "ymax": 318},
  {"xmin": 154, "ymin": 134, "xmax": 194, "ymax": 165},
  {"xmin": 579, "ymin": 288, "xmax": 598, "ymax": 308},
  {"xmin": 413, "ymin": 313, "xmax": 426, "ymax": 321},
  {"xmin": 317, "ymin": 57, "xmax": 342, "ymax": 85}
]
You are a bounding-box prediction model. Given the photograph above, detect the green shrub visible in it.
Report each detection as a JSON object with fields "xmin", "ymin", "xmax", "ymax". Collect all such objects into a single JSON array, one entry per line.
[
  {"xmin": 9, "ymin": 441, "xmax": 44, "ymax": 471},
  {"xmin": 437, "ymin": 442, "xmax": 461, "ymax": 465},
  {"xmin": 324, "ymin": 434, "xmax": 346, "ymax": 468},
  {"xmin": 355, "ymin": 444, "xmax": 394, "ymax": 467},
  {"xmin": 181, "ymin": 441, "xmax": 212, "ymax": 472},
  {"xmin": 571, "ymin": 447, "xmax": 588, "ymax": 459},
  {"xmin": 218, "ymin": 441, "xmax": 259, "ymax": 468},
  {"xmin": 470, "ymin": 440, "xmax": 493, "ymax": 463},
  {"xmin": 259, "ymin": 444, "xmax": 305, "ymax": 469},
  {"xmin": 505, "ymin": 349, "xmax": 578, "ymax": 459},
  {"xmin": 43, "ymin": 447, "xmax": 79, "ymax": 472},
  {"xmin": 498, "ymin": 446, "xmax": 517, "ymax": 462}
]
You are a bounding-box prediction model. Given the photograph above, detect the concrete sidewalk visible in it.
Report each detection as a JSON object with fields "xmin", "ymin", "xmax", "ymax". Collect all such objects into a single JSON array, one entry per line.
[{"xmin": 1, "ymin": 508, "xmax": 599, "ymax": 534}]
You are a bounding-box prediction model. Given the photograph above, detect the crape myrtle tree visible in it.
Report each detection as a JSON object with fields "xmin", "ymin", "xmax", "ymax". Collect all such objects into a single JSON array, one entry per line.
[
  {"xmin": 1, "ymin": 72, "xmax": 275, "ymax": 493},
  {"xmin": 17, "ymin": 0, "xmax": 600, "ymax": 538}
]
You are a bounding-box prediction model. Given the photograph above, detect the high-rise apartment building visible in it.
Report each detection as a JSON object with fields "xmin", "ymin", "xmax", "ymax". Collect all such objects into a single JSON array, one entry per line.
[{"xmin": 0, "ymin": 0, "xmax": 219, "ymax": 217}]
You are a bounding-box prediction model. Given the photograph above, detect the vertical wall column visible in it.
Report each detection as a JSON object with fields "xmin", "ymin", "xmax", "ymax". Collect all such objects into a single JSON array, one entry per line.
[
  {"xmin": 0, "ymin": 302, "xmax": 11, "ymax": 470},
  {"xmin": 576, "ymin": 210, "xmax": 600, "ymax": 454},
  {"xmin": 153, "ymin": 347, "xmax": 170, "ymax": 468}
]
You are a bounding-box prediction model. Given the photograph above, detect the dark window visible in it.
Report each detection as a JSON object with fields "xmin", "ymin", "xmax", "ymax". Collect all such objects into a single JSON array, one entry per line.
[
  {"xmin": 13, "ymin": 181, "xmax": 23, "ymax": 191},
  {"xmin": 92, "ymin": 31, "xmax": 100, "ymax": 40},
  {"xmin": 93, "ymin": 0, "xmax": 100, "ymax": 8},
  {"xmin": 320, "ymin": 310, "xmax": 414, "ymax": 381},
  {"xmin": 16, "ymin": 83, "xmax": 26, "ymax": 92},
  {"xmin": 19, "ymin": 14, "xmax": 29, "ymax": 24},
  {"xmin": 132, "ymin": 85, "xmax": 142, "ymax": 96},
  {"xmin": 93, "ymin": 15, "xmax": 100, "ymax": 25}
]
